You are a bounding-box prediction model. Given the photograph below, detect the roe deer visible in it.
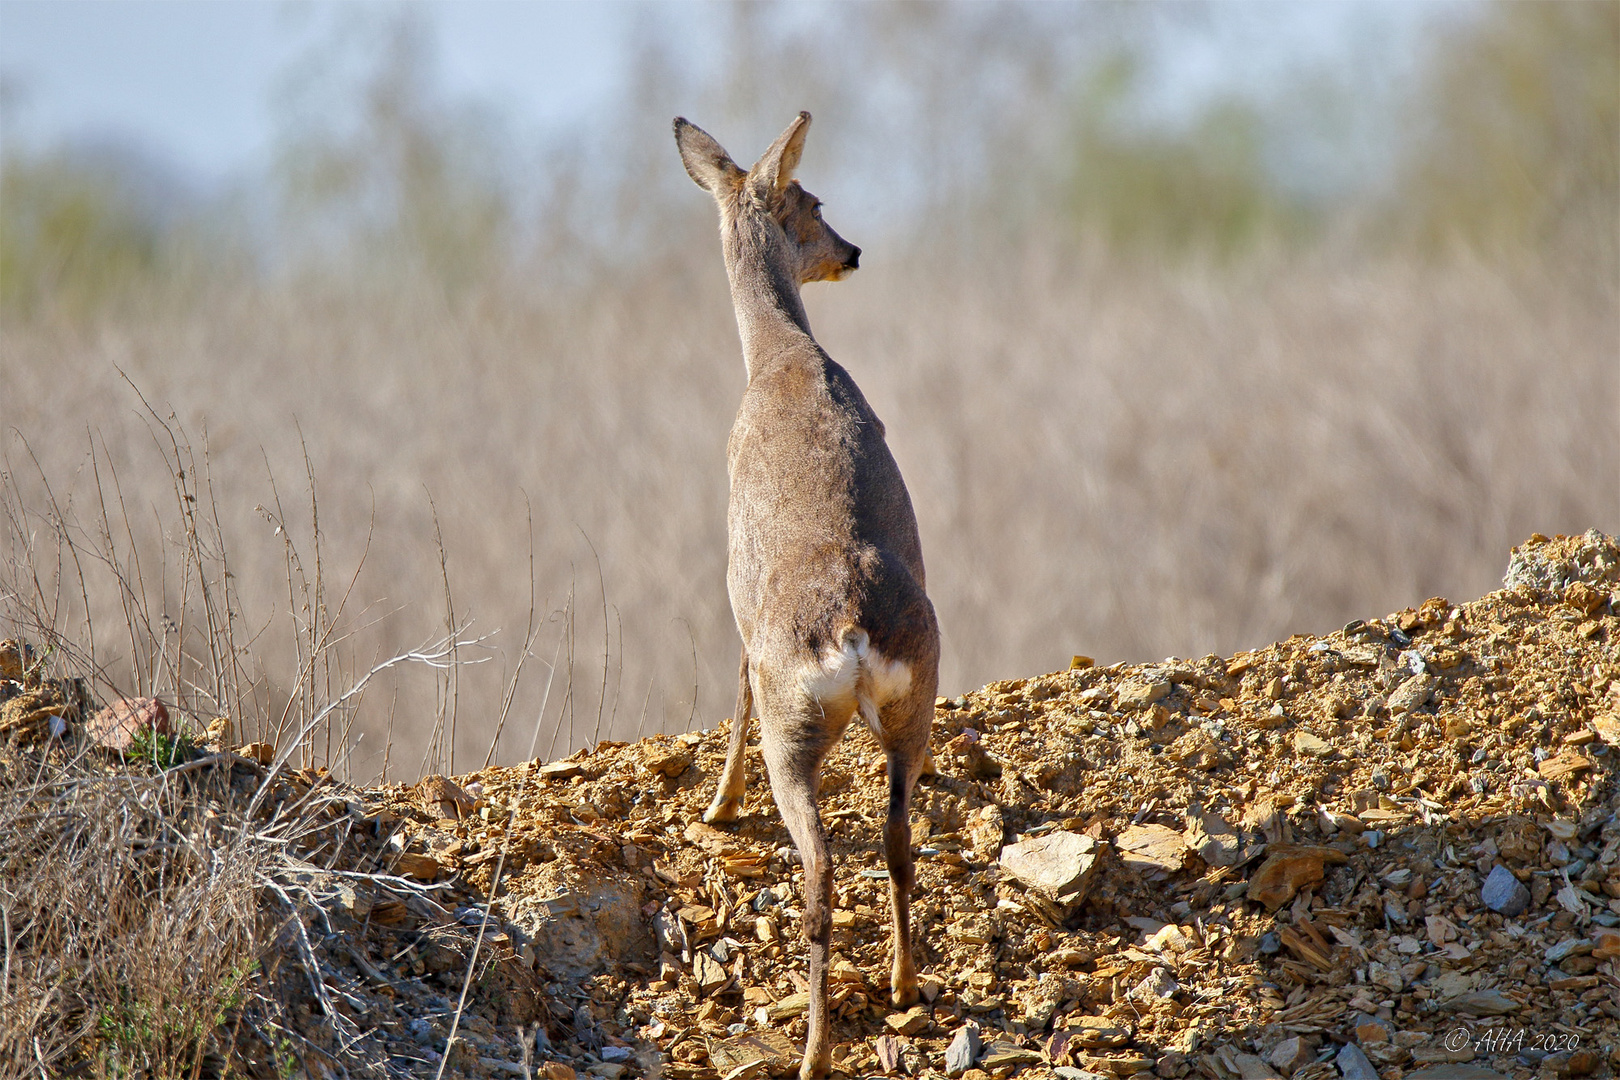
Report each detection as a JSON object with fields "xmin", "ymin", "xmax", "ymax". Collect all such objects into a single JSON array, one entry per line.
[{"xmin": 673, "ymin": 111, "xmax": 939, "ymax": 1080}]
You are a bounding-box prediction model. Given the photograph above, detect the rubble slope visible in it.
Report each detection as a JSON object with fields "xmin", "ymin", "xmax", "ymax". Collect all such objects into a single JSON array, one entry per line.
[
  {"xmin": 24, "ymin": 531, "xmax": 1620, "ymax": 1080},
  {"xmin": 320, "ymin": 530, "xmax": 1620, "ymax": 1080}
]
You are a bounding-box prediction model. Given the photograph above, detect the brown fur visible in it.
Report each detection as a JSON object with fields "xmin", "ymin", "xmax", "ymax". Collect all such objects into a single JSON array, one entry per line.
[{"xmin": 675, "ymin": 112, "xmax": 940, "ymax": 1080}]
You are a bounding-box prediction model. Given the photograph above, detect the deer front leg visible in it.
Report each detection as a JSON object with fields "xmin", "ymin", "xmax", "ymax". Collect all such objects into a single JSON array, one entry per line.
[{"xmin": 704, "ymin": 646, "xmax": 753, "ymax": 823}]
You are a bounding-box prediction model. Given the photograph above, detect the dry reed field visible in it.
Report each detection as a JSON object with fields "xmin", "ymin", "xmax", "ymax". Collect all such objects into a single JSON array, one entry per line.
[
  {"xmin": 7, "ymin": 0, "xmax": 1615, "ymax": 780},
  {"xmin": 5, "ymin": 246, "xmax": 1614, "ymax": 779}
]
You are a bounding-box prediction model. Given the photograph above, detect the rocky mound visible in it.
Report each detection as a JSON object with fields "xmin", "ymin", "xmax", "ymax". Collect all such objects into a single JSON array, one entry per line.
[{"xmin": 10, "ymin": 532, "xmax": 1620, "ymax": 1080}]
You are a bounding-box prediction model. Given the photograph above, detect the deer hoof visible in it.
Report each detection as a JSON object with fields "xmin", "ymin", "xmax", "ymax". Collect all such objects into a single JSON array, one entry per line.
[
  {"xmin": 890, "ymin": 979, "xmax": 919, "ymax": 1009},
  {"xmin": 703, "ymin": 797, "xmax": 742, "ymax": 824},
  {"xmin": 799, "ymin": 1050, "xmax": 832, "ymax": 1080}
]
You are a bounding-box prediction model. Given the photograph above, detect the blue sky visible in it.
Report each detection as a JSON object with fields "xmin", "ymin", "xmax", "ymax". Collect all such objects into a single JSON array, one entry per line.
[
  {"xmin": 0, "ymin": 1, "xmax": 1463, "ymax": 207},
  {"xmin": 0, "ymin": 2, "xmax": 634, "ymax": 181}
]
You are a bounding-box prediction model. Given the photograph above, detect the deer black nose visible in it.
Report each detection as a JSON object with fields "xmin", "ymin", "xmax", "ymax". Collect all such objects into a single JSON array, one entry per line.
[{"xmin": 846, "ymin": 247, "xmax": 861, "ymax": 269}]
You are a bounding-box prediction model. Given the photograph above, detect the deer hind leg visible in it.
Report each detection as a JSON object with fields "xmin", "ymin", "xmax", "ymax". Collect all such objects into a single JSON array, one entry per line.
[
  {"xmin": 880, "ymin": 706, "xmax": 929, "ymax": 1009},
  {"xmin": 757, "ymin": 700, "xmax": 846, "ymax": 1080},
  {"xmin": 704, "ymin": 646, "xmax": 754, "ymax": 823}
]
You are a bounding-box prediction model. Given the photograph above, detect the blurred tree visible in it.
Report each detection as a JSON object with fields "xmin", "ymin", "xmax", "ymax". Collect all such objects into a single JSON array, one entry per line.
[
  {"xmin": 1057, "ymin": 52, "xmax": 1314, "ymax": 257},
  {"xmin": 1, "ymin": 151, "xmax": 163, "ymax": 318},
  {"xmin": 1394, "ymin": 0, "xmax": 1619, "ymax": 262},
  {"xmin": 273, "ymin": 12, "xmax": 513, "ymax": 293}
]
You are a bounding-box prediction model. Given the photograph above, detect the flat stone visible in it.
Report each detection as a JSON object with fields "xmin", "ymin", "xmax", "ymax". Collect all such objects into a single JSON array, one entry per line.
[
  {"xmin": 1246, "ymin": 844, "xmax": 1346, "ymax": 911},
  {"xmin": 1544, "ymin": 819, "xmax": 1579, "ymax": 841},
  {"xmin": 1127, "ymin": 968, "xmax": 1177, "ymax": 1001},
  {"xmin": 88, "ymin": 696, "xmax": 170, "ymax": 752},
  {"xmin": 1293, "ymin": 730, "xmax": 1335, "ymax": 758},
  {"xmin": 1184, "ymin": 808, "xmax": 1240, "ymax": 867},
  {"xmin": 1544, "ymin": 937, "xmax": 1590, "ymax": 962},
  {"xmin": 875, "ymin": 1034, "xmax": 905, "ymax": 1075},
  {"xmin": 1537, "ymin": 752, "xmax": 1593, "ymax": 780},
  {"xmin": 642, "ymin": 742, "xmax": 693, "ymax": 777},
  {"xmin": 708, "ymin": 1030, "xmax": 798, "ymax": 1077},
  {"xmin": 1404, "ymin": 1068, "xmax": 1509, "ymax": 1080},
  {"xmin": 1117, "ymin": 824, "xmax": 1185, "ymax": 878},
  {"xmin": 1481, "ymin": 865, "xmax": 1530, "ymax": 916},
  {"xmin": 1064, "ymin": 1016, "xmax": 1130, "ymax": 1050},
  {"xmin": 1164, "ymin": 730, "xmax": 1228, "ymax": 770},
  {"xmin": 999, "ymin": 831, "xmax": 1102, "ymax": 906},
  {"xmin": 1563, "ymin": 1050, "xmax": 1602, "ymax": 1077},
  {"xmin": 981, "ymin": 1044, "xmax": 1043, "ymax": 1069},
  {"xmin": 1425, "ymin": 914, "xmax": 1458, "ymax": 944},
  {"xmin": 766, "ymin": 992, "xmax": 809, "ymax": 1020},
  {"xmin": 1232, "ymin": 1053, "xmax": 1283, "ymax": 1080},
  {"xmin": 419, "ymin": 774, "xmax": 477, "ymax": 819},
  {"xmin": 1352, "ymin": 1014, "xmax": 1392, "ymax": 1046},
  {"xmin": 389, "ymin": 851, "xmax": 440, "ymax": 882},
  {"xmin": 1445, "ymin": 989, "xmax": 1520, "ymax": 1016},
  {"xmin": 684, "ymin": 820, "xmax": 738, "ymax": 856},
  {"xmin": 1076, "ymin": 1055, "xmax": 1155, "ymax": 1076},
  {"xmin": 945, "ymin": 1024, "xmax": 983, "ymax": 1077},
  {"xmin": 509, "ymin": 872, "xmax": 649, "ymax": 981},
  {"xmin": 1590, "ymin": 926, "xmax": 1620, "ymax": 959},
  {"xmin": 1336, "ymin": 1042, "xmax": 1379, "ymax": 1080},
  {"xmin": 885, "ymin": 1006, "xmax": 930, "ymax": 1036},
  {"xmin": 1053, "ymin": 1070, "xmax": 1112, "ymax": 1080},
  {"xmin": 1117, "ymin": 680, "xmax": 1171, "ymax": 709},
  {"xmin": 1387, "ymin": 674, "xmax": 1437, "ymax": 714},
  {"xmin": 237, "ymin": 741, "xmax": 275, "ymax": 765},
  {"xmin": 694, "ymin": 951, "xmax": 728, "ymax": 995},
  {"xmin": 1269, "ymin": 1037, "xmax": 1315, "ymax": 1074},
  {"xmin": 1590, "ymin": 713, "xmax": 1620, "ymax": 744}
]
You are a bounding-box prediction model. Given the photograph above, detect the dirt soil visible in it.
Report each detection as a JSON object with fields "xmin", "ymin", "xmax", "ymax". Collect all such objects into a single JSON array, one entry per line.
[{"xmin": 21, "ymin": 531, "xmax": 1620, "ymax": 1080}]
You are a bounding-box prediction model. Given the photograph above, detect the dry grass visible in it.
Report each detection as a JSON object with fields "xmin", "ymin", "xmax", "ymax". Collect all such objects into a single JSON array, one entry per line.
[
  {"xmin": 4, "ymin": 244, "xmax": 1615, "ymax": 778},
  {"xmin": 0, "ymin": 745, "xmax": 267, "ymax": 1077},
  {"xmin": 0, "ymin": 416, "xmax": 477, "ymax": 1075}
]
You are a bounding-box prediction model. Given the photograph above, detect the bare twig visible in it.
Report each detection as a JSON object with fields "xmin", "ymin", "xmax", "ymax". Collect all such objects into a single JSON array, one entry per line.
[
  {"xmin": 435, "ymin": 806, "xmax": 518, "ymax": 1080},
  {"xmin": 581, "ymin": 528, "xmax": 610, "ymax": 749},
  {"xmin": 527, "ymin": 603, "xmax": 569, "ymax": 763},
  {"xmin": 487, "ymin": 496, "xmax": 545, "ymax": 768}
]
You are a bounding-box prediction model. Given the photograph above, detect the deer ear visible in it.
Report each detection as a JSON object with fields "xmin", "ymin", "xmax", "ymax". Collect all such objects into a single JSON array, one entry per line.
[
  {"xmin": 749, "ymin": 111, "xmax": 810, "ymax": 197},
  {"xmin": 674, "ymin": 118, "xmax": 745, "ymax": 197}
]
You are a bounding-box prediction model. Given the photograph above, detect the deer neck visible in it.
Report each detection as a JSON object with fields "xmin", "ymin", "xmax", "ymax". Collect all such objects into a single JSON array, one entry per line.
[{"xmin": 722, "ymin": 216, "xmax": 814, "ymax": 379}]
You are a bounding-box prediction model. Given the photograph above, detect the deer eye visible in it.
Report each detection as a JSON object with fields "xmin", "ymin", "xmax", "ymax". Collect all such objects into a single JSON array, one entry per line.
[{"xmin": 811, "ymin": 204, "xmax": 823, "ymax": 219}]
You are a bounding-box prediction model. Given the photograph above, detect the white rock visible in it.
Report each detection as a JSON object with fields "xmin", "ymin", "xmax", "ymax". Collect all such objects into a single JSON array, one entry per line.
[{"xmin": 997, "ymin": 831, "xmax": 1102, "ymax": 906}]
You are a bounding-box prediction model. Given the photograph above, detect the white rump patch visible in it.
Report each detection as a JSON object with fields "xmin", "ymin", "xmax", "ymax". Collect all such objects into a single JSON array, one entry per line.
[
  {"xmin": 859, "ymin": 648, "xmax": 909, "ymax": 706},
  {"xmin": 797, "ymin": 632, "xmax": 864, "ymax": 706},
  {"xmin": 796, "ymin": 630, "xmax": 912, "ymax": 739}
]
